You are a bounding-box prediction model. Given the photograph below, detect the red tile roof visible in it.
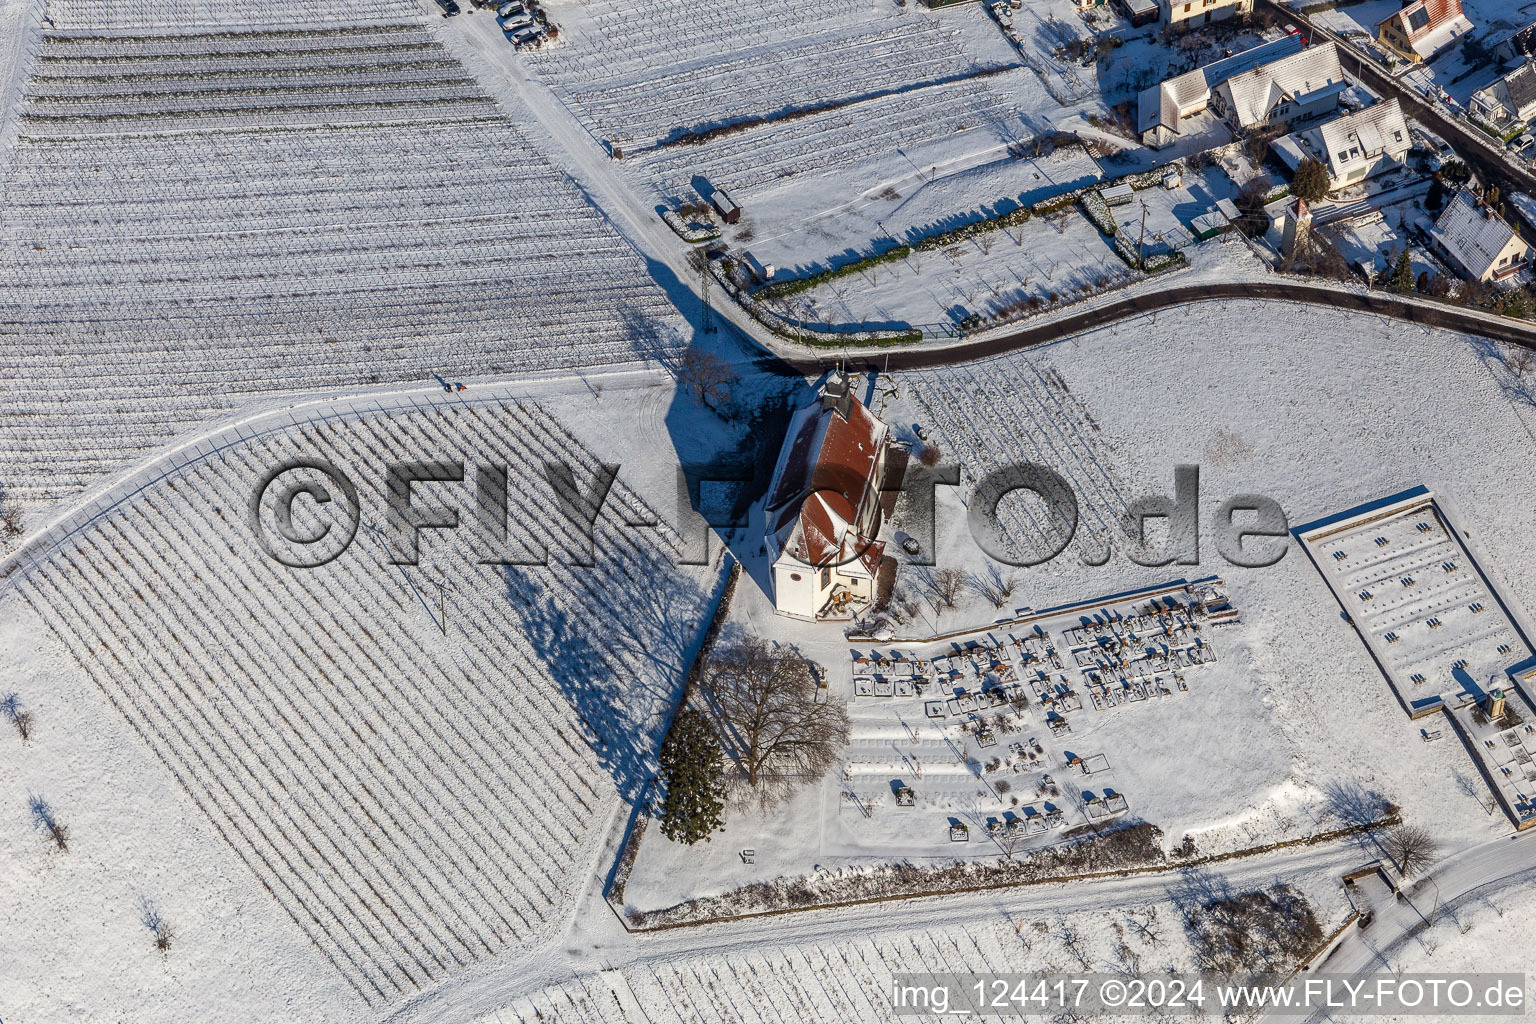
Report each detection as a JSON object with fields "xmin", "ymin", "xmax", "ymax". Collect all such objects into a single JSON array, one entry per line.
[{"xmin": 766, "ymin": 378, "xmax": 889, "ymax": 573}]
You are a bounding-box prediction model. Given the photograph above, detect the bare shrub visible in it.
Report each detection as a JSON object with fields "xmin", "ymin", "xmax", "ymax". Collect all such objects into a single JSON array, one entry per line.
[
  {"xmin": 1508, "ymin": 346, "xmax": 1535, "ymax": 380},
  {"xmin": 704, "ymin": 637, "xmax": 849, "ymax": 808},
  {"xmin": 968, "ymin": 562, "xmax": 1021, "ymax": 608},
  {"xmin": 917, "ymin": 441, "xmax": 943, "ymax": 468},
  {"xmin": 138, "ymin": 896, "xmax": 174, "ymax": 955},
  {"xmin": 1181, "ymin": 882, "xmax": 1321, "ymax": 974},
  {"xmin": 0, "ymin": 498, "xmax": 21, "ymax": 539}
]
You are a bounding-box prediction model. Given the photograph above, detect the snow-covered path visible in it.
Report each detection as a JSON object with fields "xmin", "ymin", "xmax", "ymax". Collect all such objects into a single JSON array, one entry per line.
[
  {"xmin": 1277, "ymin": 829, "xmax": 1536, "ymax": 1023},
  {"xmin": 385, "ymin": 830, "xmax": 1371, "ymax": 1024}
]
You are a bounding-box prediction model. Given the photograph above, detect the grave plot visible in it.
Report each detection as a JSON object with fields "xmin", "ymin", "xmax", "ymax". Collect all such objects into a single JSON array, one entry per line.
[
  {"xmin": 1298, "ymin": 487, "xmax": 1536, "ymax": 830},
  {"xmin": 835, "ymin": 579, "xmax": 1241, "ymax": 853},
  {"xmin": 1060, "ymin": 581, "xmax": 1234, "ymax": 713}
]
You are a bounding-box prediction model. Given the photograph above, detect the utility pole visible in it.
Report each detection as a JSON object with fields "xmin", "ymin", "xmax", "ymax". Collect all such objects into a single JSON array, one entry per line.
[
  {"xmin": 700, "ymin": 257, "xmax": 716, "ymax": 334},
  {"xmin": 1138, "ymin": 200, "xmax": 1148, "ymax": 271}
]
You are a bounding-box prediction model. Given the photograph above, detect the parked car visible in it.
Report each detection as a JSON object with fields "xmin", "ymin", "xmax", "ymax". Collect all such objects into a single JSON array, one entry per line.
[
  {"xmin": 433, "ymin": 0, "xmax": 460, "ymax": 15},
  {"xmin": 497, "ymin": 1, "xmax": 523, "ymax": 16},
  {"xmin": 1510, "ymin": 133, "xmax": 1534, "ymax": 153},
  {"xmin": 511, "ymin": 24, "xmax": 542, "ymax": 46}
]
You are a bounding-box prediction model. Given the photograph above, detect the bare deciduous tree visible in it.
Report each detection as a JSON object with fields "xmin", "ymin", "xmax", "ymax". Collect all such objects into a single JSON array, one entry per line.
[
  {"xmin": 1508, "ymin": 346, "xmax": 1535, "ymax": 380},
  {"xmin": 705, "ymin": 637, "xmax": 849, "ymax": 807},
  {"xmin": 138, "ymin": 896, "xmax": 174, "ymax": 955},
  {"xmin": 1381, "ymin": 823, "xmax": 1438, "ymax": 878},
  {"xmin": 676, "ymin": 348, "xmax": 738, "ymax": 414},
  {"xmin": 968, "ymin": 562, "xmax": 1021, "ymax": 608},
  {"xmin": 28, "ymin": 794, "xmax": 68, "ymax": 852},
  {"xmin": 1, "ymin": 693, "xmax": 32, "ymax": 742},
  {"xmin": 920, "ymin": 566, "xmax": 967, "ymax": 610}
]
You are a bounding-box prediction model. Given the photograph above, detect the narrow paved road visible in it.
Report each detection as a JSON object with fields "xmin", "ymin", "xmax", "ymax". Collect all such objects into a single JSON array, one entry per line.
[
  {"xmin": 778, "ymin": 279, "xmax": 1536, "ymax": 373},
  {"xmin": 1265, "ymin": 829, "xmax": 1536, "ymax": 1022}
]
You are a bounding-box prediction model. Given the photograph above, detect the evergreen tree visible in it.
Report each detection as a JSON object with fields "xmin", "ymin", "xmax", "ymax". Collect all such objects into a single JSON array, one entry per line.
[
  {"xmin": 1501, "ymin": 288, "xmax": 1531, "ymax": 320},
  {"xmin": 1425, "ymin": 176, "xmax": 1446, "ymax": 211},
  {"xmin": 1388, "ymin": 249, "xmax": 1413, "ymax": 293},
  {"xmin": 657, "ymin": 709, "xmax": 727, "ymax": 845},
  {"xmin": 1291, "ymin": 158, "xmax": 1329, "ymax": 203}
]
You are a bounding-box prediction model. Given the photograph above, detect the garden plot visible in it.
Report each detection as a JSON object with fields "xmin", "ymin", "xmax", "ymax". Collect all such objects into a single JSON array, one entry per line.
[
  {"xmin": 11, "ymin": 397, "xmax": 713, "ymax": 1007},
  {"xmin": 903, "ymin": 354, "xmax": 1151, "ymax": 566},
  {"xmin": 739, "ymin": 142, "xmax": 1104, "ymax": 285},
  {"xmin": 776, "ymin": 205, "xmax": 1126, "ymax": 335},
  {"xmin": 527, "ymin": 0, "xmax": 1023, "ymax": 148},
  {"xmin": 0, "ymin": 25, "xmax": 684, "ymax": 510},
  {"xmin": 1318, "ymin": 202, "xmax": 1443, "ymax": 281}
]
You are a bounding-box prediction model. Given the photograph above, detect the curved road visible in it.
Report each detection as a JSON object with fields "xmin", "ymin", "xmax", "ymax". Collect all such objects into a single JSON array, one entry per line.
[
  {"xmin": 775, "ymin": 279, "xmax": 1536, "ymax": 374},
  {"xmin": 1270, "ymin": 829, "xmax": 1536, "ymax": 1023}
]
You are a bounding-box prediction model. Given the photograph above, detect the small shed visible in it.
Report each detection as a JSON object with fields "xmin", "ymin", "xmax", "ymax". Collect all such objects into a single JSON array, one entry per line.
[
  {"xmin": 1102, "ymin": 182, "xmax": 1136, "ymax": 207},
  {"xmin": 710, "ymin": 187, "xmax": 741, "ymax": 224},
  {"xmin": 1117, "ymin": 0, "xmax": 1157, "ymax": 26}
]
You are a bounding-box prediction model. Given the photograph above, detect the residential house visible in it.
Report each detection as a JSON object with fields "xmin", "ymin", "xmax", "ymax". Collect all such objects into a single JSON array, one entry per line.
[
  {"xmin": 763, "ymin": 371, "xmax": 892, "ymax": 621},
  {"xmin": 1137, "ymin": 34, "xmax": 1304, "ymax": 148},
  {"xmin": 1158, "ymin": 0, "xmax": 1251, "ymax": 30},
  {"xmin": 1376, "ymin": 0, "xmax": 1473, "ymax": 64},
  {"xmin": 1494, "ymin": 21, "xmax": 1536, "ymax": 65},
  {"xmin": 1211, "ymin": 41, "xmax": 1348, "ymax": 132},
  {"xmin": 1271, "ymin": 99, "xmax": 1413, "ymax": 192},
  {"xmin": 1429, "ymin": 188, "xmax": 1531, "ymax": 283},
  {"xmin": 1471, "ymin": 61, "xmax": 1536, "ymax": 131},
  {"xmin": 1116, "ymin": 0, "xmax": 1158, "ymax": 27}
]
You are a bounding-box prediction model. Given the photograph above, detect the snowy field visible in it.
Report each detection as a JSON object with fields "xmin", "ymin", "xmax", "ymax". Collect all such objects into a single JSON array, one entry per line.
[{"xmin": 0, "ymin": 22, "xmax": 685, "ymax": 512}]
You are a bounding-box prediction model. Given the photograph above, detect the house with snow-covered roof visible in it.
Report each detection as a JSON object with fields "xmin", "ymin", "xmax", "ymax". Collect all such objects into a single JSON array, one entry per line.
[
  {"xmin": 1137, "ymin": 35, "xmax": 1304, "ymax": 148},
  {"xmin": 763, "ymin": 371, "xmax": 892, "ymax": 621},
  {"xmin": 1429, "ymin": 189, "xmax": 1531, "ymax": 283},
  {"xmin": 1376, "ymin": 0, "xmax": 1473, "ymax": 65},
  {"xmin": 1271, "ymin": 99, "xmax": 1412, "ymax": 192},
  {"xmin": 1158, "ymin": 0, "xmax": 1250, "ymax": 30},
  {"xmin": 1471, "ymin": 62, "xmax": 1536, "ymax": 132},
  {"xmin": 1211, "ymin": 42, "xmax": 1347, "ymax": 132}
]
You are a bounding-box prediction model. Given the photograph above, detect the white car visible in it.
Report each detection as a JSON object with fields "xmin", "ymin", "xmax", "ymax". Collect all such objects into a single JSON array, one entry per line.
[{"xmin": 497, "ymin": 0, "xmax": 523, "ymax": 15}]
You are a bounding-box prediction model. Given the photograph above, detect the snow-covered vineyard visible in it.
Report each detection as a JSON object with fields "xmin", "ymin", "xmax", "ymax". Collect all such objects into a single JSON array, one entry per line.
[
  {"xmin": 526, "ymin": 0, "xmax": 1039, "ymax": 198},
  {"xmin": 9, "ymin": 397, "xmax": 713, "ymax": 1005},
  {"xmin": 0, "ymin": 21, "xmax": 684, "ymax": 510}
]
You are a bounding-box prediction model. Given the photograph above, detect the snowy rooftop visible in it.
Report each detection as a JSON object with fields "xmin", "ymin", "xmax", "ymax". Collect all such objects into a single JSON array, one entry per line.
[
  {"xmin": 1432, "ymin": 188, "xmax": 1525, "ymax": 280},
  {"xmin": 1139, "ymin": 34, "xmax": 1305, "ymax": 135},
  {"xmin": 1219, "ymin": 42, "xmax": 1347, "ymax": 128}
]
